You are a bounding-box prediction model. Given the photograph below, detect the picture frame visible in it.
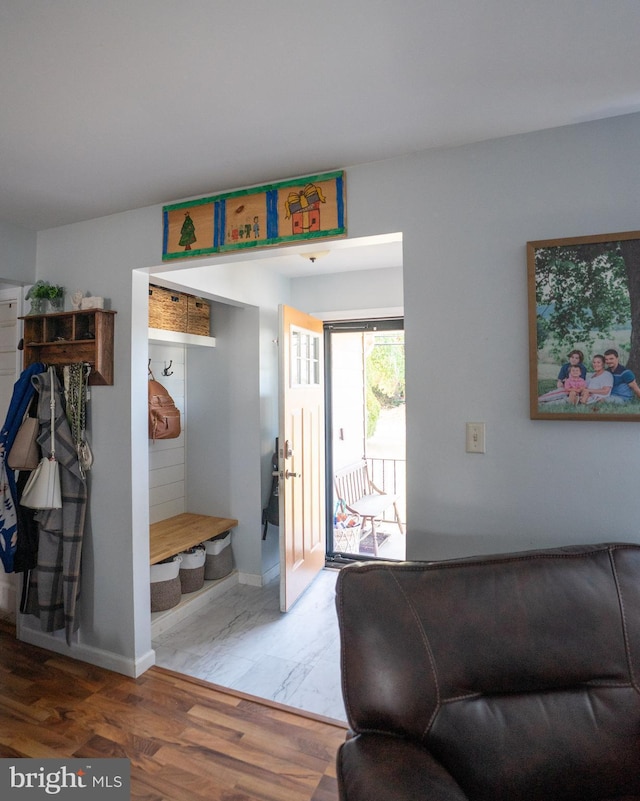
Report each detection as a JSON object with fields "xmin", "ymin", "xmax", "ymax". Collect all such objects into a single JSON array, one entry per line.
[{"xmin": 528, "ymin": 230, "xmax": 640, "ymax": 421}]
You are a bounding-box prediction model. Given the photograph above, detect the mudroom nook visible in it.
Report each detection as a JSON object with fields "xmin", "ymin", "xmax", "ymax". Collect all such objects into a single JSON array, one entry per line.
[{"xmin": 146, "ymin": 276, "xmax": 270, "ymax": 638}]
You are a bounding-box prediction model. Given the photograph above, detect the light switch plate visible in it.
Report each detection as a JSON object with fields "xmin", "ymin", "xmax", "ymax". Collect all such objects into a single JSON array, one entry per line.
[{"xmin": 466, "ymin": 422, "xmax": 486, "ymax": 453}]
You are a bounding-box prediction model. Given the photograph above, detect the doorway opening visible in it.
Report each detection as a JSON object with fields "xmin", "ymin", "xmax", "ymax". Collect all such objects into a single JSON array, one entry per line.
[
  {"xmin": 325, "ymin": 318, "xmax": 406, "ymax": 561},
  {"xmin": 144, "ymin": 235, "xmax": 404, "ymax": 718}
]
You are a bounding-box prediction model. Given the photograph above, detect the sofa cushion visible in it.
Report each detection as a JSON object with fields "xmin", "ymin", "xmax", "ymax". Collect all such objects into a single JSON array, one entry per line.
[{"xmin": 336, "ymin": 543, "xmax": 640, "ymax": 801}]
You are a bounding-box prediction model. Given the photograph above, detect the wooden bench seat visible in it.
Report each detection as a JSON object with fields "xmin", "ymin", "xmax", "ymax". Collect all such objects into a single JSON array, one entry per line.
[
  {"xmin": 334, "ymin": 460, "xmax": 403, "ymax": 556},
  {"xmin": 149, "ymin": 513, "xmax": 238, "ymax": 565}
]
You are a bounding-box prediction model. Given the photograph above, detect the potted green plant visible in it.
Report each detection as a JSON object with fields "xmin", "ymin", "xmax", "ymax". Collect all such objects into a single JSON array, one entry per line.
[{"xmin": 25, "ymin": 281, "xmax": 64, "ymax": 313}]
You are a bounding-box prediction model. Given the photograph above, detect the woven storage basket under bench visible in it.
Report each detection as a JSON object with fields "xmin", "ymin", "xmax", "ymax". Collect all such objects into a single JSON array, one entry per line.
[
  {"xmin": 150, "ymin": 555, "xmax": 182, "ymax": 612},
  {"xmin": 150, "ymin": 513, "xmax": 237, "ymax": 576},
  {"xmin": 179, "ymin": 545, "xmax": 206, "ymax": 593}
]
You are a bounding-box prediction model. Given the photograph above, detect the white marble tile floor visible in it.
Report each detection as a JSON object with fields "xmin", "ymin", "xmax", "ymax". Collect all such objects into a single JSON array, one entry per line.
[{"xmin": 152, "ymin": 567, "xmax": 347, "ymax": 722}]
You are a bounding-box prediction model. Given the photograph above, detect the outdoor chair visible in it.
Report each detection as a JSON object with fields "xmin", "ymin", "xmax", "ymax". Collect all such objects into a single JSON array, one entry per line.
[{"xmin": 333, "ymin": 459, "xmax": 403, "ymax": 556}]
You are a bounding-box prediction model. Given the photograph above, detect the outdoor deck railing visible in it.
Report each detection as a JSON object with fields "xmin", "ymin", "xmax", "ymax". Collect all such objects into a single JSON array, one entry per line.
[{"xmin": 366, "ymin": 457, "xmax": 406, "ymax": 523}]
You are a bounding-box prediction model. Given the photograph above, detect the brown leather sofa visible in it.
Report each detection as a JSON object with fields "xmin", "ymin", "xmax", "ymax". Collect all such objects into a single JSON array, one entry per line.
[{"xmin": 335, "ymin": 543, "xmax": 640, "ymax": 801}]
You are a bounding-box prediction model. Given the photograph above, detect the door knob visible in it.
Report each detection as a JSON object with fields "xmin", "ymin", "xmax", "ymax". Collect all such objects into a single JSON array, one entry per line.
[{"xmin": 285, "ymin": 470, "xmax": 299, "ymax": 479}]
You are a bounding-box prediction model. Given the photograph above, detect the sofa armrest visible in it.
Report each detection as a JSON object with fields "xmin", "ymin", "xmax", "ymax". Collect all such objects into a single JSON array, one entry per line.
[{"xmin": 337, "ymin": 733, "xmax": 468, "ymax": 801}]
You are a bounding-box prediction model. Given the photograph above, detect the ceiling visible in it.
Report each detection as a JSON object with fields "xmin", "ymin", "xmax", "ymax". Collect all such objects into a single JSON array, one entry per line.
[{"xmin": 2, "ymin": 0, "xmax": 640, "ymax": 238}]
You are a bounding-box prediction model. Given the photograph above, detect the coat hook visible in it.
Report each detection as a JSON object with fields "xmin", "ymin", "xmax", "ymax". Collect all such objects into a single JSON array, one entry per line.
[{"xmin": 162, "ymin": 360, "xmax": 173, "ymax": 377}]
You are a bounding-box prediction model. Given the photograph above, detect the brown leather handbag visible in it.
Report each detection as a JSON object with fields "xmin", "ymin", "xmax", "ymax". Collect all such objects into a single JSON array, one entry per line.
[{"xmin": 148, "ymin": 377, "xmax": 181, "ymax": 440}]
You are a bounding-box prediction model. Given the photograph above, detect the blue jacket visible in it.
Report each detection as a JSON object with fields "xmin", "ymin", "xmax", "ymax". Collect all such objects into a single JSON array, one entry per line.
[{"xmin": 0, "ymin": 362, "xmax": 46, "ymax": 571}]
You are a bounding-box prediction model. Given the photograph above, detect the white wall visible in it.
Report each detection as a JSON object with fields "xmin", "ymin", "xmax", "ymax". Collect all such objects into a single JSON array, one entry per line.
[
  {"xmin": 0, "ymin": 220, "xmax": 36, "ymax": 285},
  {"xmin": 346, "ymin": 113, "xmax": 640, "ymax": 560},
  {"xmin": 21, "ymin": 111, "xmax": 640, "ymax": 674},
  {"xmin": 23, "ymin": 207, "xmax": 160, "ymax": 674},
  {"xmin": 186, "ymin": 302, "xmax": 264, "ymax": 580}
]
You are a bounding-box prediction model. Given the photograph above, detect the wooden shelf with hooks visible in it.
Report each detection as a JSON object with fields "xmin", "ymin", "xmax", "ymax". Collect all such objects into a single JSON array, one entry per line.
[{"xmin": 20, "ymin": 309, "xmax": 116, "ymax": 385}]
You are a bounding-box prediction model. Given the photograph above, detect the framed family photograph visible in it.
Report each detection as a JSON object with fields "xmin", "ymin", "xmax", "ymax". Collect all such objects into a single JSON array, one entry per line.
[{"xmin": 528, "ymin": 230, "xmax": 640, "ymax": 421}]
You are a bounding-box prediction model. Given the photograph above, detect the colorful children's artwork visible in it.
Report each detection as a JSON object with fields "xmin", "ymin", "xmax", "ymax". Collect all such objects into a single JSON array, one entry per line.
[{"xmin": 162, "ymin": 170, "xmax": 346, "ymax": 260}]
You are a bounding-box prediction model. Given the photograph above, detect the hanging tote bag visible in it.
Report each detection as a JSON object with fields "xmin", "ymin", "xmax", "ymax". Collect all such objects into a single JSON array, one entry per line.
[
  {"xmin": 21, "ymin": 368, "xmax": 62, "ymax": 510},
  {"xmin": 7, "ymin": 409, "xmax": 40, "ymax": 471}
]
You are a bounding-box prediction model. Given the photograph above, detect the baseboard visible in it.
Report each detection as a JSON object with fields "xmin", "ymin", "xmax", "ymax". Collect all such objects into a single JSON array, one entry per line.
[
  {"xmin": 237, "ymin": 570, "xmax": 277, "ymax": 587},
  {"xmin": 17, "ymin": 623, "xmax": 155, "ymax": 677},
  {"xmin": 261, "ymin": 562, "xmax": 280, "ymax": 585}
]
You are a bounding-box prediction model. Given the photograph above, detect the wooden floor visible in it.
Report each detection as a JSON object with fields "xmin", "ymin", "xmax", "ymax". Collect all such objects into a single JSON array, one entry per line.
[{"xmin": 0, "ymin": 621, "xmax": 347, "ymax": 800}]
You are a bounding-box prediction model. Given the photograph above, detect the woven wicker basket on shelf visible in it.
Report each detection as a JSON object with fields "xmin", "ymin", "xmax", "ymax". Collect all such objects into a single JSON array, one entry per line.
[
  {"xmin": 149, "ymin": 284, "xmax": 188, "ymax": 332},
  {"xmin": 186, "ymin": 295, "xmax": 211, "ymax": 336}
]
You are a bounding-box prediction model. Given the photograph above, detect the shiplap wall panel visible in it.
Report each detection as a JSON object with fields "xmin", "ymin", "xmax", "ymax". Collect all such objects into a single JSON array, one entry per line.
[{"xmin": 148, "ymin": 342, "xmax": 186, "ymax": 526}]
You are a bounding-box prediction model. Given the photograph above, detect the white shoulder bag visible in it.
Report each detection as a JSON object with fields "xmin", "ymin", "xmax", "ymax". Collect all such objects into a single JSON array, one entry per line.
[{"xmin": 21, "ymin": 367, "xmax": 62, "ymax": 510}]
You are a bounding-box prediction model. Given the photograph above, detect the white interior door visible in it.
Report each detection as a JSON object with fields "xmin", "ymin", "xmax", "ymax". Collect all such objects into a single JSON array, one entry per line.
[
  {"xmin": 0, "ymin": 290, "xmax": 21, "ymax": 619},
  {"xmin": 0, "ymin": 294, "xmax": 20, "ymax": 417},
  {"xmin": 278, "ymin": 304, "xmax": 326, "ymax": 611}
]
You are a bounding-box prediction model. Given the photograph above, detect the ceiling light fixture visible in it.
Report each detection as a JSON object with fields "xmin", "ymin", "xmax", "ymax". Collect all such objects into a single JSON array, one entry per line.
[{"xmin": 301, "ymin": 250, "xmax": 330, "ymax": 264}]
